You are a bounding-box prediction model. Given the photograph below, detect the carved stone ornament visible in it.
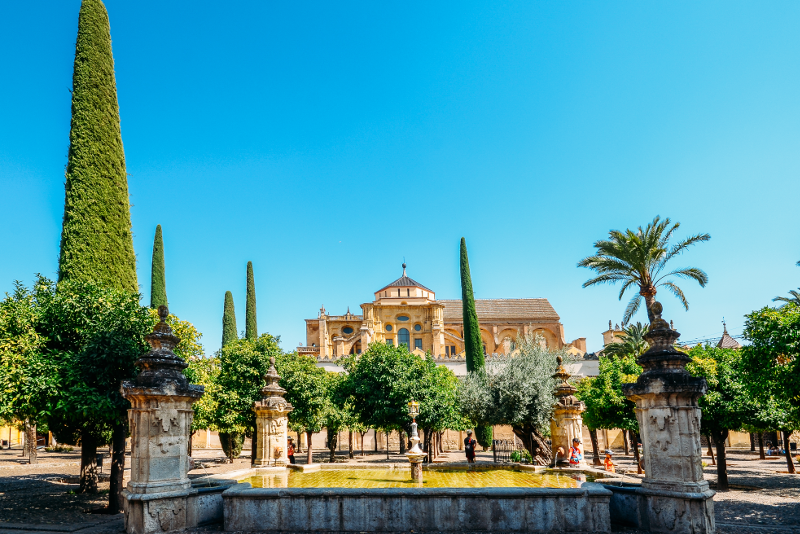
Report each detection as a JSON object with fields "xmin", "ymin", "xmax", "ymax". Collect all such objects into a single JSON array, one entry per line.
[{"xmin": 255, "ymin": 357, "xmax": 294, "ymax": 412}]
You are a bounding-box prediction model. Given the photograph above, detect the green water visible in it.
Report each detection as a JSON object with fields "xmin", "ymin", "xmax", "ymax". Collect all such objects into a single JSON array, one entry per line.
[{"xmin": 242, "ymin": 469, "xmax": 596, "ymax": 489}]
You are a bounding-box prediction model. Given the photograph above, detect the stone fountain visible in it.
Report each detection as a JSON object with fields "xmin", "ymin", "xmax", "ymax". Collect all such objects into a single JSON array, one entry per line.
[
  {"xmin": 621, "ymin": 302, "xmax": 715, "ymax": 533},
  {"xmin": 550, "ymin": 354, "xmax": 586, "ymax": 467},
  {"xmin": 253, "ymin": 357, "xmax": 294, "ymax": 468},
  {"xmin": 405, "ymin": 399, "xmax": 425, "ymax": 482}
]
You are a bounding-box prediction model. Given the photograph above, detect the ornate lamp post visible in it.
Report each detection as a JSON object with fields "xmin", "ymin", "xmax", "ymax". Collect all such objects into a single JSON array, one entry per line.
[{"xmin": 405, "ymin": 399, "xmax": 425, "ymax": 482}]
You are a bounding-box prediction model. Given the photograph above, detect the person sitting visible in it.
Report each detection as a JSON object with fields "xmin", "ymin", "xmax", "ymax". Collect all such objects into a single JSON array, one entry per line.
[
  {"xmin": 604, "ymin": 450, "xmax": 615, "ymax": 473},
  {"xmin": 287, "ymin": 437, "xmax": 296, "ymax": 464},
  {"xmin": 569, "ymin": 438, "xmax": 583, "ymax": 467}
]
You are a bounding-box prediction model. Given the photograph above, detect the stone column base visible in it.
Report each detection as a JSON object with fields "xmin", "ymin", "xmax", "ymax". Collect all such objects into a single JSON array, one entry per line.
[
  {"xmin": 606, "ymin": 483, "xmax": 715, "ymax": 533},
  {"xmin": 125, "ymin": 488, "xmax": 217, "ymax": 534}
]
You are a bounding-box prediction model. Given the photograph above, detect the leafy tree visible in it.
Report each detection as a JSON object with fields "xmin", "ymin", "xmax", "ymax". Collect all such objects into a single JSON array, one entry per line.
[
  {"xmin": 602, "ymin": 322, "xmax": 649, "ymax": 358},
  {"xmin": 459, "ymin": 238, "xmax": 492, "ymax": 447},
  {"xmin": 185, "ymin": 356, "xmax": 220, "ymax": 436},
  {"xmin": 741, "ymin": 304, "xmax": 800, "ymax": 474},
  {"xmin": 275, "ymin": 352, "xmax": 331, "ymax": 464},
  {"xmin": 222, "ymin": 291, "xmax": 237, "ymax": 347},
  {"xmin": 578, "ymin": 216, "xmax": 709, "ymax": 324},
  {"xmin": 0, "ymin": 283, "xmax": 59, "ymax": 465},
  {"xmin": 686, "ymin": 345, "xmax": 754, "ymax": 491},
  {"xmin": 211, "ymin": 335, "xmax": 281, "ymax": 460},
  {"xmin": 246, "ymin": 262, "xmax": 257, "ymax": 340},
  {"xmin": 150, "ymin": 225, "xmax": 167, "ymax": 309},
  {"xmin": 58, "ymin": 0, "xmax": 136, "ymax": 293},
  {"xmin": 459, "ymin": 333, "xmax": 562, "ymax": 462}
]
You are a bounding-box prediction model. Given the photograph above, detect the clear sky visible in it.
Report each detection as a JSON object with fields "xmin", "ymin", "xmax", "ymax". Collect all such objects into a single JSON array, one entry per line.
[{"xmin": 2, "ymin": 1, "xmax": 799, "ymax": 354}]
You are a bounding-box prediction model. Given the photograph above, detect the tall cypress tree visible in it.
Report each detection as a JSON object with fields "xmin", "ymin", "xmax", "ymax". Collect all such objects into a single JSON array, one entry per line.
[
  {"xmin": 150, "ymin": 225, "xmax": 167, "ymax": 309},
  {"xmin": 460, "ymin": 237, "xmax": 484, "ymax": 371},
  {"xmin": 58, "ymin": 0, "xmax": 136, "ymax": 293},
  {"xmin": 460, "ymin": 238, "xmax": 492, "ymax": 447},
  {"xmin": 245, "ymin": 262, "xmax": 257, "ymax": 340},
  {"xmin": 222, "ymin": 291, "xmax": 238, "ymax": 347}
]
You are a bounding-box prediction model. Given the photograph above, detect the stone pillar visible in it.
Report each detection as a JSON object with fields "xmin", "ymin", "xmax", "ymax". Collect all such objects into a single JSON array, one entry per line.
[
  {"xmin": 253, "ymin": 357, "xmax": 294, "ymax": 467},
  {"xmin": 622, "ymin": 302, "xmax": 715, "ymax": 534},
  {"xmin": 122, "ymin": 306, "xmax": 204, "ymax": 534},
  {"xmin": 550, "ymin": 355, "xmax": 586, "ymax": 466}
]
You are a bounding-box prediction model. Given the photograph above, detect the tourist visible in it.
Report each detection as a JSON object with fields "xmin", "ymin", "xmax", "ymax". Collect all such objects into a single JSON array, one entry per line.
[
  {"xmin": 464, "ymin": 430, "xmax": 477, "ymax": 463},
  {"xmin": 604, "ymin": 450, "xmax": 615, "ymax": 473},
  {"xmin": 287, "ymin": 437, "xmax": 296, "ymax": 464},
  {"xmin": 569, "ymin": 438, "xmax": 583, "ymax": 467}
]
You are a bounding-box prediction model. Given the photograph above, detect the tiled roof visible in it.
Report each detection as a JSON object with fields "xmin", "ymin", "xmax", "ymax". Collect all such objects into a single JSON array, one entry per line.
[
  {"xmin": 377, "ymin": 275, "xmax": 433, "ymax": 293},
  {"xmin": 717, "ymin": 332, "xmax": 742, "ymax": 349},
  {"xmin": 440, "ymin": 299, "xmax": 560, "ymax": 322}
]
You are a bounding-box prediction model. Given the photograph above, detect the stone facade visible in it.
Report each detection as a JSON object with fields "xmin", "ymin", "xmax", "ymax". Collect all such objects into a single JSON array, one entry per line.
[
  {"xmin": 122, "ymin": 307, "xmax": 204, "ymax": 534},
  {"xmin": 300, "ymin": 264, "xmax": 586, "ymax": 370},
  {"xmin": 622, "ymin": 303, "xmax": 715, "ymax": 534},
  {"xmin": 253, "ymin": 357, "xmax": 293, "ymax": 467}
]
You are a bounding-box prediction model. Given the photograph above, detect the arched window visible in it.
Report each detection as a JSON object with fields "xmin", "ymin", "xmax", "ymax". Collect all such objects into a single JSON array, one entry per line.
[{"xmin": 398, "ymin": 328, "xmax": 410, "ymax": 350}]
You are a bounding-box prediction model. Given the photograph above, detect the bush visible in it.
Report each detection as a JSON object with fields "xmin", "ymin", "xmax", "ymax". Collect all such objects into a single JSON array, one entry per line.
[
  {"xmin": 219, "ymin": 432, "xmax": 244, "ymax": 461},
  {"xmin": 45, "ymin": 445, "xmax": 74, "ymax": 453}
]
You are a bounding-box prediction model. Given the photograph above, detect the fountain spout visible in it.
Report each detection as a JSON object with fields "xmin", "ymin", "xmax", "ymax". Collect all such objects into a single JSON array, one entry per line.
[{"xmin": 405, "ymin": 400, "xmax": 425, "ymax": 482}]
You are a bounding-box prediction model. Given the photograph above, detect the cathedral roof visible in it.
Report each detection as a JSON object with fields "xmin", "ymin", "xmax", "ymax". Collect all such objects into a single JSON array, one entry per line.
[
  {"xmin": 440, "ymin": 298, "xmax": 560, "ymax": 322},
  {"xmin": 376, "ymin": 264, "xmax": 433, "ymax": 293},
  {"xmin": 717, "ymin": 322, "xmax": 741, "ymax": 349}
]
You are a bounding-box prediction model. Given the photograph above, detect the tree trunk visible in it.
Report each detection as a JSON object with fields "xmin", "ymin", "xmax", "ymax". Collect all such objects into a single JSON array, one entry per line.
[
  {"xmin": 511, "ymin": 426, "xmax": 551, "ymax": 464},
  {"xmin": 251, "ymin": 427, "xmax": 258, "ymax": 467},
  {"xmin": 782, "ymin": 430, "xmax": 796, "ymax": 474},
  {"xmin": 109, "ymin": 422, "xmax": 126, "ymax": 513},
  {"xmin": 79, "ymin": 430, "xmax": 99, "ymax": 493},
  {"xmin": 386, "ymin": 431, "xmax": 390, "ymax": 460},
  {"xmin": 631, "ymin": 431, "xmax": 642, "ymax": 474},
  {"xmin": 711, "ymin": 429, "xmax": 729, "ymax": 491},
  {"xmin": 360, "ymin": 432, "xmax": 367, "ymax": 456},
  {"xmin": 589, "ymin": 429, "xmax": 602, "ymax": 466},
  {"xmin": 306, "ymin": 431, "xmax": 314, "ymax": 464},
  {"xmin": 641, "ymin": 289, "xmax": 657, "ymax": 323},
  {"xmin": 374, "ymin": 429, "xmax": 378, "ymax": 452},
  {"xmin": 438, "ymin": 431, "xmax": 444, "ymax": 454},
  {"xmin": 399, "ymin": 430, "xmax": 406, "ymax": 454},
  {"xmin": 758, "ymin": 432, "xmax": 765, "ymax": 460},
  {"xmin": 348, "ymin": 430, "xmax": 354, "ymax": 459},
  {"xmin": 622, "ymin": 429, "xmax": 629, "ymax": 456},
  {"xmin": 705, "ymin": 433, "xmax": 716, "ymax": 465},
  {"xmin": 24, "ymin": 420, "xmax": 37, "ymax": 465},
  {"xmin": 750, "ymin": 433, "xmax": 756, "ymax": 452},
  {"xmin": 327, "ymin": 428, "xmax": 337, "ymax": 463}
]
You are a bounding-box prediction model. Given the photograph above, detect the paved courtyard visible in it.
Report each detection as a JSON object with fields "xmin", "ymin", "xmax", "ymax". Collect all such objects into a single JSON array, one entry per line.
[{"xmin": 0, "ymin": 446, "xmax": 798, "ymax": 533}]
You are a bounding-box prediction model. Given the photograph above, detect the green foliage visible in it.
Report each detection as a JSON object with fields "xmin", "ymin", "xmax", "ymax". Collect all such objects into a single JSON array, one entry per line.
[
  {"xmin": 773, "ymin": 288, "xmax": 800, "ymax": 308},
  {"xmin": 686, "ymin": 345, "xmax": 754, "ymax": 435},
  {"xmin": 218, "ymin": 432, "xmax": 244, "ymax": 461},
  {"xmin": 576, "ymin": 353, "xmax": 641, "ymax": 433},
  {"xmin": 460, "ymin": 238, "xmax": 484, "ymax": 371},
  {"xmin": 246, "ymin": 262, "xmax": 257, "ymax": 340},
  {"xmin": 147, "ymin": 308, "xmax": 204, "ymax": 361},
  {"xmin": 222, "ymin": 291, "xmax": 237, "ymax": 347},
  {"xmin": 150, "ymin": 225, "xmax": 167, "ymax": 309},
  {"xmin": 602, "ymin": 323, "xmax": 649, "ymax": 358},
  {"xmin": 578, "ymin": 216, "xmax": 709, "ymax": 324},
  {"xmin": 741, "ymin": 305, "xmax": 800, "ymax": 430},
  {"xmin": 475, "ymin": 425, "xmax": 493, "ymax": 449},
  {"xmin": 274, "ymin": 352, "xmax": 331, "ymax": 435},
  {"xmin": 58, "ymin": 0, "xmax": 136, "ymax": 293},
  {"xmin": 212, "ymin": 334, "xmax": 281, "ymax": 434},
  {"xmin": 185, "ymin": 357, "xmax": 220, "ymax": 432}
]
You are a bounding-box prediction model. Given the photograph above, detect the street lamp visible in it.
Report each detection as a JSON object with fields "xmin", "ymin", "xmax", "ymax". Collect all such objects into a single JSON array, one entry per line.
[
  {"xmin": 406, "ymin": 399, "xmax": 425, "ymax": 482},
  {"xmin": 408, "ymin": 399, "xmax": 420, "ymax": 422}
]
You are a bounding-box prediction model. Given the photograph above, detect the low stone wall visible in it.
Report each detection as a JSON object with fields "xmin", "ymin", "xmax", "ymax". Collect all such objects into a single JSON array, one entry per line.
[{"xmin": 223, "ymin": 484, "xmax": 612, "ymax": 533}]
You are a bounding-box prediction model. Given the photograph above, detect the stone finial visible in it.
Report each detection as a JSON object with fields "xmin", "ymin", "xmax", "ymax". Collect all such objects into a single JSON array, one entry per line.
[
  {"xmin": 628, "ymin": 301, "xmax": 698, "ymax": 384},
  {"xmin": 134, "ymin": 305, "xmax": 189, "ymax": 388},
  {"xmin": 258, "ymin": 357, "xmax": 293, "ymax": 412},
  {"xmin": 608, "ymin": 320, "xmax": 612, "ymax": 330},
  {"xmin": 553, "ymin": 355, "xmax": 580, "ymax": 406}
]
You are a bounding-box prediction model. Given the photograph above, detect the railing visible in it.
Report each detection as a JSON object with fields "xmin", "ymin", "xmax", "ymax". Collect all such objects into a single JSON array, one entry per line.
[
  {"xmin": 297, "ymin": 346, "xmax": 320, "ymax": 354},
  {"xmin": 492, "ymin": 439, "xmax": 521, "ymax": 463}
]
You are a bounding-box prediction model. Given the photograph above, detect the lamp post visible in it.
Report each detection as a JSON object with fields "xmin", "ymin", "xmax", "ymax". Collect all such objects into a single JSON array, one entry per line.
[{"xmin": 406, "ymin": 400, "xmax": 425, "ymax": 482}]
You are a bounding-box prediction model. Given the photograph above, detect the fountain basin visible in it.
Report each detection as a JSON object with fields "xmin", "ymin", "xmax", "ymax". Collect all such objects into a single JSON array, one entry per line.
[{"xmin": 222, "ymin": 468, "xmax": 611, "ymax": 533}]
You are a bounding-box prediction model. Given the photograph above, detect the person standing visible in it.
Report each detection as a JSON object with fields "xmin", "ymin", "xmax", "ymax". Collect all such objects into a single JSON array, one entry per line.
[
  {"xmin": 464, "ymin": 430, "xmax": 477, "ymax": 463},
  {"xmin": 287, "ymin": 437, "xmax": 296, "ymax": 464}
]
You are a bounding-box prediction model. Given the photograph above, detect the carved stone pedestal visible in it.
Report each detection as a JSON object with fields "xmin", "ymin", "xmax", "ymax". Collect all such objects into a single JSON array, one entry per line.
[
  {"xmin": 122, "ymin": 307, "xmax": 204, "ymax": 534},
  {"xmin": 253, "ymin": 357, "xmax": 293, "ymax": 467},
  {"xmin": 550, "ymin": 355, "xmax": 586, "ymax": 466},
  {"xmin": 622, "ymin": 303, "xmax": 715, "ymax": 534}
]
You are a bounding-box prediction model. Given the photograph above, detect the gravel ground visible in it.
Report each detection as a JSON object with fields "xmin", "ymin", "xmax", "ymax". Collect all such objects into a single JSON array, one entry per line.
[{"xmin": 2, "ymin": 446, "xmax": 799, "ymax": 533}]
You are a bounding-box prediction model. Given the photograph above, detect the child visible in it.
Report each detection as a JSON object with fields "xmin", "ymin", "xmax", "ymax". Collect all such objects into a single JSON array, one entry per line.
[
  {"xmin": 604, "ymin": 450, "xmax": 615, "ymax": 473},
  {"xmin": 569, "ymin": 438, "xmax": 583, "ymax": 467}
]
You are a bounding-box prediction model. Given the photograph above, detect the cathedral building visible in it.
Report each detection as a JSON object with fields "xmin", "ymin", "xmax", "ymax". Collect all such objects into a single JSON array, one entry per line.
[{"xmin": 299, "ymin": 264, "xmax": 586, "ymax": 373}]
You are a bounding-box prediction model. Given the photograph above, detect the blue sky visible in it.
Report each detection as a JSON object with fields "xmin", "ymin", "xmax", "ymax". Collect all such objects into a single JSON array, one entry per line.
[{"xmin": 1, "ymin": 1, "xmax": 799, "ymax": 353}]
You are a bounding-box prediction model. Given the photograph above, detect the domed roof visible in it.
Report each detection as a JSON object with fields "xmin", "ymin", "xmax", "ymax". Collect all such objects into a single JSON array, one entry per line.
[{"xmin": 376, "ymin": 263, "xmax": 433, "ymax": 293}]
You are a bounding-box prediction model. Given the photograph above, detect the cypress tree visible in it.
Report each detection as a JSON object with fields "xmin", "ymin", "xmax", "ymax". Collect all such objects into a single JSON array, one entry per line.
[
  {"xmin": 150, "ymin": 225, "xmax": 167, "ymax": 309},
  {"xmin": 222, "ymin": 291, "xmax": 238, "ymax": 347},
  {"xmin": 460, "ymin": 238, "xmax": 492, "ymax": 448},
  {"xmin": 460, "ymin": 238, "xmax": 484, "ymax": 371},
  {"xmin": 58, "ymin": 0, "xmax": 136, "ymax": 293},
  {"xmin": 245, "ymin": 262, "xmax": 257, "ymax": 340}
]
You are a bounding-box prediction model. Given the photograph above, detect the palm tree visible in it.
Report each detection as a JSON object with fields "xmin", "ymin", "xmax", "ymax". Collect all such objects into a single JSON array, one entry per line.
[
  {"xmin": 773, "ymin": 289, "xmax": 800, "ymax": 308},
  {"xmin": 578, "ymin": 216, "xmax": 710, "ymax": 325},
  {"xmin": 602, "ymin": 322, "xmax": 649, "ymax": 357}
]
